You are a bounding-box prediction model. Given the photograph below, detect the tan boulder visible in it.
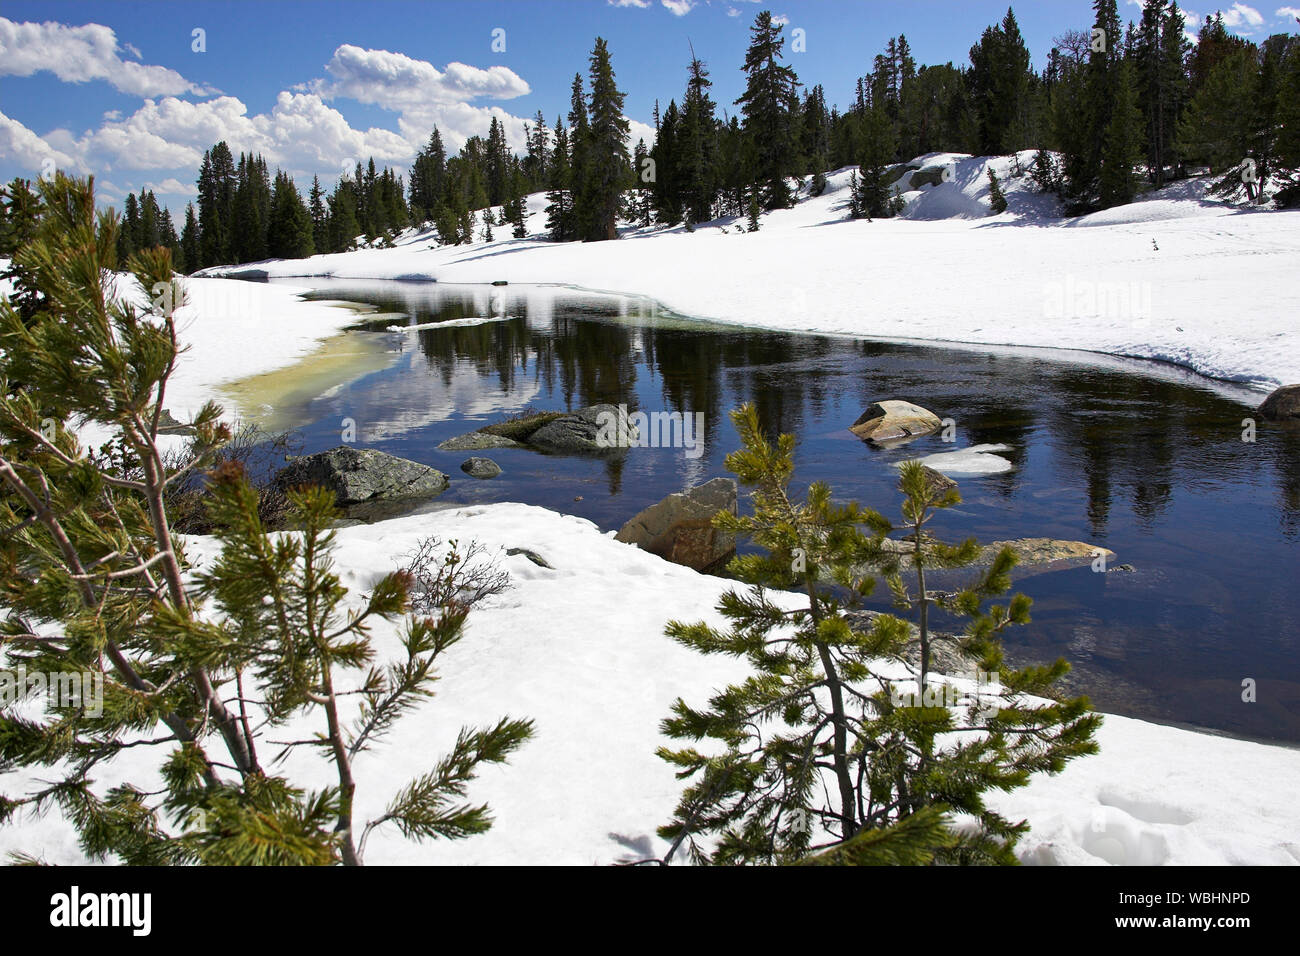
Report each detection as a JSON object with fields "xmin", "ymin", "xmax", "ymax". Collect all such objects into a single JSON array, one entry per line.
[
  {"xmin": 849, "ymin": 400, "xmax": 943, "ymax": 445},
  {"xmin": 614, "ymin": 478, "xmax": 737, "ymax": 573}
]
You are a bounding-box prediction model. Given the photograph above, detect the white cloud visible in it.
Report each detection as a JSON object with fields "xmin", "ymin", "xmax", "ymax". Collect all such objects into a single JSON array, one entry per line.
[
  {"xmin": 661, "ymin": 0, "xmax": 696, "ymax": 15},
  {"xmin": 315, "ymin": 45, "xmax": 529, "ymax": 110},
  {"xmin": 727, "ymin": 6, "xmax": 741, "ymax": 15},
  {"xmin": 607, "ymin": 0, "xmax": 651, "ymax": 7},
  {"xmin": 1276, "ymin": 5, "xmax": 1300, "ymax": 18},
  {"xmin": 0, "ymin": 18, "xmax": 212, "ymax": 97},
  {"xmin": 0, "ymin": 111, "xmax": 79, "ymax": 173},
  {"xmin": 627, "ymin": 118, "xmax": 656, "ymax": 149},
  {"xmin": 1220, "ymin": 2, "xmax": 1265, "ymax": 28},
  {"xmin": 772, "ymin": 14, "xmax": 790, "ymax": 26}
]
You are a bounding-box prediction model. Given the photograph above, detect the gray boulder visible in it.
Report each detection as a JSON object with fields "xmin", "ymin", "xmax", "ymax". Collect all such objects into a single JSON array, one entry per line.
[
  {"xmin": 849, "ymin": 400, "xmax": 943, "ymax": 445},
  {"xmin": 436, "ymin": 432, "xmax": 521, "ymax": 452},
  {"xmin": 614, "ymin": 477, "xmax": 737, "ymax": 573},
  {"xmin": 528, "ymin": 404, "xmax": 635, "ymax": 455},
  {"xmin": 461, "ymin": 457, "xmax": 502, "ymax": 479},
  {"xmin": 273, "ymin": 445, "xmax": 449, "ymax": 506},
  {"xmin": 1258, "ymin": 385, "xmax": 1300, "ymax": 421}
]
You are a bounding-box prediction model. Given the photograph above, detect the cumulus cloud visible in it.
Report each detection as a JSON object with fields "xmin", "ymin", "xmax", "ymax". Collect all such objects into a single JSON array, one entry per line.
[
  {"xmin": 772, "ymin": 14, "xmax": 790, "ymax": 26},
  {"xmin": 1220, "ymin": 2, "xmax": 1265, "ymax": 28},
  {"xmin": 662, "ymin": 0, "xmax": 696, "ymax": 15},
  {"xmin": 0, "ymin": 111, "xmax": 80, "ymax": 173},
  {"xmin": 315, "ymin": 45, "xmax": 529, "ymax": 109},
  {"xmin": 1277, "ymin": 5, "xmax": 1300, "ymax": 18},
  {"xmin": 0, "ymin": 18, "xmax": 212, "ymax": 97}
]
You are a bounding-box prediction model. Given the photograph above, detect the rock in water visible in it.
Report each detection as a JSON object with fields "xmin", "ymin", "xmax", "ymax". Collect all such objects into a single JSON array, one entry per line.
[
  {"xmin": 1258, "ymin": 385, "xmax": 1300, "ymax": 421},
  {"xmin": 528, "ymin": 404, "xmax": 635, "ymax": 455},
  {"xmin": 461, "ymin": 457, "xmax": 502, "ymax": 479},
  {"xmin": 273, "ymin": 446, "xmax": 449, "ymax": 506},
  {"xmin": 849, "ymin": 400, "xmax": 943, "ymax": 445},
  {"xmin": 436, "ymin": 432, "xmax": 521, "ymax": 452},
  {"xmin": 614, "ymin": 478, "xmax": 737, "ymax": 573}
]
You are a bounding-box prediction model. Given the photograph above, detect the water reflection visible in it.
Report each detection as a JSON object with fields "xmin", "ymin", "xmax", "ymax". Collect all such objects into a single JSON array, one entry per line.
[{"xmin": 277, "ymin": 279, "xmax": 1299, "ymax": 743}]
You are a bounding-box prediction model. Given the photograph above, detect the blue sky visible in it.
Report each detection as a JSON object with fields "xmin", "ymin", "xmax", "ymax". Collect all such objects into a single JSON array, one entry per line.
[{"xmin": 2, "ymin": 0, "xmax": 1297, "ymax": 211}]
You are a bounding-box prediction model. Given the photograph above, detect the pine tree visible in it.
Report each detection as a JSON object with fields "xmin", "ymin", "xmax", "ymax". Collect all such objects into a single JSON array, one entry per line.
[
  {"xmin": 654, "ymin": 406, "xmax": 1099, "ymax": 865},
  {"xmin": 180, "ymin": 202, "xmax": 200, "ymax": 274},
  {"xmin": 736, "ymin": 11, "xmax": 802, "ymax": 209},
  {"xmin": 409, "ymin": 128, "xmax": 448, "ymax": 224},
  {"xmin": 0, "ymin": 177, "xmax": 44, "ymax": 323},
  {"xmin": 267, "ymin": 171, "xmax": 315, "ymax": 259},
  {"xmin": 746, "ymin": 189, "xmax": 761, "ymax": 232},
  {"xmin": 1099, "ymin": 59, "xmax": 1143, "ymax": 207},
  {"xmin": 987, "ymin": 166, "xmax": 1009, "ymax": 212},
  {"xmin": 327, "ymin": 181, "xmax": 361, "ymax": 252},
  {"xmin": 850, "ymin": 104, "xmax": 901, "ymax": 219},
  {"xmin": 681, "ymin": 49, "xmax": 718, "ymax": 224},
  {"xmin": 581, "ymin": 38, "xmax": 631, "ymax": 241},
  {"xmin": 566, "ymin": 74, "xmax": 592, "ymax": 240},
  {"xmin": 480, "ymin": 208, "xmax": 494, "ymax": 242},
  {"xmin": 651, "ymin": 100, "xmax": 684, "ymax": 224},
  {"xmin": 308, "ymin": 175, "xmax": 328, "ymax": 252},
  {"xmin": 0, "ymin": 173, "xmax": 533, "ymax": 865},
  {"xmin": 545, "ymin": 118, "xmax": 574, "ymax": 241}
]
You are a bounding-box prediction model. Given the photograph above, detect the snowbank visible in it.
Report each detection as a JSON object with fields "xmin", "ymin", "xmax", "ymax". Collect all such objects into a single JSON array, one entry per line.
[
  {"xmin": 5, "ymin": 503, "xmax": 1297, "ymax": 866},
  {"xmin": 198, "ymin": 153, "xmax": 1300, "ymax": 391}
]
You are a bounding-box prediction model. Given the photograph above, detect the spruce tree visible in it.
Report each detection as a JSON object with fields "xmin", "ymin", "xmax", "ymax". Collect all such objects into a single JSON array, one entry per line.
[
  {"xmin": 0, "ymin": 173, "xmax": 532, "ymax": 865},
  {"xmin": 567, "ymin": 74, "xmax": 591, "ymax": 239},
  {"xmin": 987, "ymin": 166, "xmax": 1009, "ymax": 212},
  {"xmin": 582, "ymin": 38, "xmax": 631, "ymax": 241},
  {"xmin": 545, "ymin": 118, "xmax": 574, "ymax": 241},
  {"xmin": 180, "ymin": 202, "xmax": 200, "ymax": 275},
  {"xmin": 308, "ymin": 175, "xmax": 329, "ymax": 251},
  {"xmin": 654, "ymin": 406, "xmax": 1099, "ymax": 865},
  {"xmin": 681, "ymin": 50, "xmax": 718, "ymax": 224},
  {"xmin": 267, "ymin": 171, "xmax": 315, "ymax": 260},
  {"xmin": 736, "ymin": 11, "xmax": 802, "ymax": 209}
]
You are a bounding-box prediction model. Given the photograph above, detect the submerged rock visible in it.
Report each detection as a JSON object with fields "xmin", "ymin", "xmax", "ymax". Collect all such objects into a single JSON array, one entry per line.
[
  {"xmin": 528, "ymin": 404, "xmax": 635, "ymax": 455},
  {"xmin": 614, "ymin": 477, "xmax": 738, "ymax": 573},
  {"xmin": 849, "ymin": 400, "xmax": 943, "ymax": 445},
  {"xmin": 461, "ymin": 456, "xmax": 502, "ymax": 479},
  {"xmin": 273, "ymin": 445, "xmax": 449, "ymax": 506},
  {"xmin": 1258, "ymin": 384, "xmax": 1300, "ymax": 421},
  {"xmin": 857, "ymin": 536, "xmax": 1115, "ymax": 578},
  {"xmin": 436, "ymin": 432, "xmax": 521, "ymax": 452}
]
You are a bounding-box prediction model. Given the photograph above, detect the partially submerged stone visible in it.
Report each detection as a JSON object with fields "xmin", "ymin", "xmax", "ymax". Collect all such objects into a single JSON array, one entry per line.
[
  {"xmin": 1258, "ymin": 384, "xmax": 1300, "ymax": 422},
  {"xmin": 461, "ymin": 456, "xmax": 502, "ymax": 479},
  {"xmin": 614, "ymin": 477, "xmax": 738, "ymax": 573},
  {"xmin": 273, "ymin": 445, "xmax": 449, "ymax": 506},
  {"xmin": 436, "ymin": 432, "xmax": 521, "ymax": 452},
  {"xmin": 849, "ymin": 400, "xmax": 943, "ymax": 445}
]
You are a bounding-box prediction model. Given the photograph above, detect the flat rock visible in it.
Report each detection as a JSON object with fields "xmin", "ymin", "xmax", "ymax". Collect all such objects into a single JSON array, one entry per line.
[
  {"xmin": 436, "ymin": 432, "xmax": 521, "ymax": 452},
  {"xmin": 849, "ymin": 400, "xmax": 943, "ymax": 445},
  {"xmin": 614, "ymin": 477, "xmax": 738, "ymax": 573},
  {"xmin": 860, "ymin": 536, "xmax": 1115, "ymax": 578},
  {"xmin": 273, "ymin": 445, "xmax": 449, "ymax": 506},
  {"xmin": 461, "ymin": 456, "xmax": 502, "ymax": 479},
  {"xmin": 1258, "ymin": 384, "xmax": 1300, "ymax": 421}
]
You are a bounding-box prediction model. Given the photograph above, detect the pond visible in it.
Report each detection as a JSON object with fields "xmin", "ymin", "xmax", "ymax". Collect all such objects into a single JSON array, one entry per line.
[{"xmin": 248, "ymin": 278, "xmax": 1300, "ymax": 745}]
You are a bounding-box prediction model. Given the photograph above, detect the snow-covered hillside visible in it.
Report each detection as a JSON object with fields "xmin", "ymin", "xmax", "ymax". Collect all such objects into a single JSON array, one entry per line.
[
  {"xmin": 198, "ymin": 152, "xmax": 1300, "ymax": 392},
  {"xmin": 5, "ymin": 503, "xmax": 1298, "ymax": 866}
]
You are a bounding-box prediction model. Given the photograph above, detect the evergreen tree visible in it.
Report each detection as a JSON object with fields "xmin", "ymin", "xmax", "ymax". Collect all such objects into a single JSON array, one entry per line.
[
  {"xmin": 327, "ymin": 181, "xmax": 361, "ymax": 252},
  {"xmin": 746, "ymin": 189, "xmax": 761, "ymax": 232},
  {"xmin": 524, "ymin": 110, "xmax": 551, "ymax": 188},
  {"xmin": 486, "ymin": 116, "xmax": 511, "ymax": 207},
  {"xmin": 180, "ymin": 202, "xmax": 200, "ymax": 275},
  {"xmin": 987, "ymin": 165, "xmax": 1009, "ymax": 212},
  {"xmin": 849, "ymin": 104, "xmax": 901, "ymax": 219},
  {"xmin": 267, "ymin": 171, "xmax": 315, "ymax": 259},
  {"xmin": 651, "ymin": 100, "xmax": 684, "ymax": 224},
  {"xmin": 1099, "ymin": 58, "xmax": 1143, "ymax": 207},
  {"xmin": 0, "ymin": 173, "xmax": 533, "ymax": 865},
  {"xmin": 409, "ymin": 128, "xmax": 448, "ymax": 224},
  {"xmin": 0, "ymin": 177, "xmax": 44, "ymax": 323},
  {"xmin": 654, "ymin": 406, "xmax": 1099, "ymax": 865},
  {"xmin": 117, "ymin": 192, "xmax": 141, "ymax": 262},
  {"xmin": 308, "ymin": 175, "xmax": 328, "ymax": 252},
  {"xmin": 545, "ymin": 118, "xmax": 575, "ymax": 241},
  {"xmin": 736, "ymin": 11, "xmax": 802, "ymax": 209},
  {"xmin": 681, "ymin": 50, "xmax": 718, "ymax": 223},
  {"xmin": 581, "ymin": 38, "xmax": 631, "ymax": 241},
  {"xmin": 481, "ymin": 208, "xmax": 494, "ymax": 242},
  {"xmin": 566, "ymin": 74, "xmax": 592, "ymax": 240}
]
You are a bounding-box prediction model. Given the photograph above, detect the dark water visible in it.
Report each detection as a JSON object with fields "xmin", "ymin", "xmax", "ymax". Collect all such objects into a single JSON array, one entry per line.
[{"xmin": 267, "ymin": 278, "xmax": 1300, "ymax": 745}]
